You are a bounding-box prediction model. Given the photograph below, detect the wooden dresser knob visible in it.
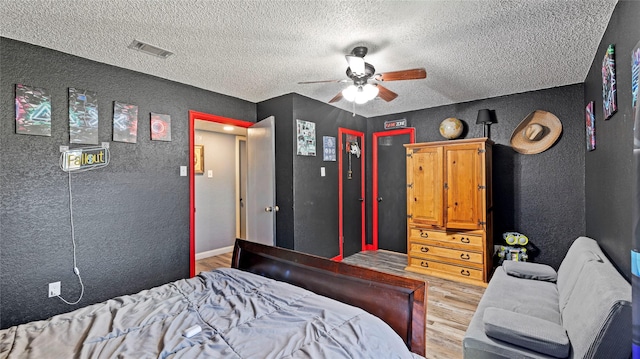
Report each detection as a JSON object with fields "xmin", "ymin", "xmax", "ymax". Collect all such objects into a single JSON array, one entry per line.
[
  {"xmin": 460, "ymin": 237, "xmax": 470, "ymax": 243},
  {"xmin": 420, "ymin": 261, "xmax": 429, "ymax": 268},
  {"xmin": 420, "ymin": 247, "xmax": 429, "ymax": 253},
  {"xmin": 460, "ymin": 269, "xmax": 471, "ymax": 276},
  {"xmin": 420, "ymin": 231, "xmax": 428, "ymax": 238},
  {"xmin": 460, "ymin": 253, "xmax": 470, "ymax": 260}
]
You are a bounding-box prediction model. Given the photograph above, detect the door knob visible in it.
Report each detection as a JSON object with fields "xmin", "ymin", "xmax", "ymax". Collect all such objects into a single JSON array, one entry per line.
[
  {"xmin": 273, "ymin": 205, "xmax": 279, "ymax": 212},
  {"xmin": 358, "ymin": 198, "xmax": 364, "ymax": 202},
  {"xmin": 377, "ymin": 197, "xmax": 383, "ymax": 202},
  {"xmin": 265, "ymin": 206, "xmax": 280, "ymax": 212}
]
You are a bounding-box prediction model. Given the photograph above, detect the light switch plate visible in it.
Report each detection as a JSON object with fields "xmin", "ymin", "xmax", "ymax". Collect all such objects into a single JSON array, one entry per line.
[
  {"xmin": 207, "ymin": 170, "xmax": 213, "ymax": 178},
  {"xmin": 180, "ymin": 166, "xmax": 187, "ymax": 176},
  {"xmin": 321, "ymin": 167, "xmax": 326, "ymax": 177}
]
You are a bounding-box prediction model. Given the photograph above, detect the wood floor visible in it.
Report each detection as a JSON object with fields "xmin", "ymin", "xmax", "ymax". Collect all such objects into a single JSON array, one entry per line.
[{"xmin": 196, "ymin": 249, "xmax": 484, "ymax": 359}]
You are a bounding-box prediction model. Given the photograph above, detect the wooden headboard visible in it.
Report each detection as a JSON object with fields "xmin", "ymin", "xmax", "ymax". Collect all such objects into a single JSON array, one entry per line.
[{"xmin": 231, "ymin": 239, "xmax": 427, "ymax": 356}]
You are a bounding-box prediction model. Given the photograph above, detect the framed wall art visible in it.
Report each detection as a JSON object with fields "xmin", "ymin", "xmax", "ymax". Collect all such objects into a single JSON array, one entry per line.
[
  {"xmin": 151, "ymin": 112, "xmax": 171, "ymax": 141},
  {"xmin": 15, "ymin": 84, "xmax": 51, "ymax": 137},
  {"xmin": 296, "ymin": 119, "xmax": 316, "ymax": 156},
  {"xmin": 113, "ymin": 101, "xmax": 138, "ymax": 143},
  {"xmin": 194, "ymin": 145, "xmax": 204, "ymax": 174},
  {"xmin": 69, "ymin": 87, "xmax": 99, "ymax": 144},
  {"xmin": 585, "ymin": 101, "xmax": 595, "ymax": 151},
  {"xmin": 602, "ymin": 44, "xmax": 617, "ymax": 120}
]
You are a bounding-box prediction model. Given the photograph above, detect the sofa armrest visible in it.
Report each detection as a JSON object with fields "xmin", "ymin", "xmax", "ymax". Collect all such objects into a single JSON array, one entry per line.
[
  {"xmin": 483, "ymin": 307, "xmax": 570, "ymax": 358},
  {"xmin": 502, "ymin": 261, "xmax": 557, "ymax": 282}
]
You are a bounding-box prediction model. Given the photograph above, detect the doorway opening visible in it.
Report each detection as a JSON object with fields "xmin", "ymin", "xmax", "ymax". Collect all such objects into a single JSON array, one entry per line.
[
  {"xmin": 371, "ymin": 128, "xmax": 415, "ymax": 252},
  {"xmin": 337, "ymin": 128, "xmax": 365, "ymax": 261},
  {"xmin": 189, "ymin": 111, "xmax": 253, "ymax": 277}
]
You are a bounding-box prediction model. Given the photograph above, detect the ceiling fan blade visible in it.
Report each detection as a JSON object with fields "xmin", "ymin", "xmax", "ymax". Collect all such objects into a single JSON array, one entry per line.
[
  {"xmin": 375, "ymin": 68, "xmax": 427, "ymax": 81},
  {"xmin": 298, "ymin": 79, "xmax": 348, "ymax": 84},
  {"xmin": 377, "ymin": 84, "xmax": 398, "ymax": 102},
  {"xmin": 345, "ymin": 55, "xmax": 365, "ymax": 76},
  {"xmin": 329, "ymin": 91, "xmax": 343, "ymax": 103}
]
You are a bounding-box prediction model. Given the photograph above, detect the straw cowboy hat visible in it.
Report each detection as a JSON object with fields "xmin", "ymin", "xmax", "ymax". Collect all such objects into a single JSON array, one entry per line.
[{"xmin": 510, "ymin": 110, "xmax": 562, "ymax": 154}]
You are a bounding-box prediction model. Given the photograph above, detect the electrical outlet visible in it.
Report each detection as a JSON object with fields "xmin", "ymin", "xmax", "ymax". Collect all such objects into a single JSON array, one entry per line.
[
  {"xmin": 180, "ymin": 166, "xmax": 187, "ymax": 176},
  {"xmin": 49, "ymin": 281, "xmax": 61, "ymax": 298}
]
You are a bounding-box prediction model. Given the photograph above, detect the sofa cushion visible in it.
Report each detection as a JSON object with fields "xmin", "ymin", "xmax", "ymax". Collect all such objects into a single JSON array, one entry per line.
[
  {"xmin": 556, "ymin": 237, "xmax": 605, "ymax": 311},
  {"xmin": 561, "ymin": 260, "xmax": 631, "ymax": 359},
  {"xmin": 502, "ymin": 261, "xmax": 557, "ymax": 282},
  {"xmin": 483, "ymin": 307, "xmax": 570, "ymax": 358}
]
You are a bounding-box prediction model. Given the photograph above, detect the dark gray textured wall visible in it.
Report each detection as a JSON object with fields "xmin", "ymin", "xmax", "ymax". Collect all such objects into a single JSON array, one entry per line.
[
  {"xmin": 0, "ymin": 37, "xmax": 256, "ymax": 328},
  {"xmin": 258, "ymin": 94, "xmax": 367, "ymax": 258},
  {"xmin": 584, "ymin": 1, "xmax": 638, "ymax": 279},
  {"xmin": 291, "ymin": 94, "xmax": 367, "ymax": 258},
  {"xmin": 367, "ymin": 84, "xmax": 586, "ymax": 270}
]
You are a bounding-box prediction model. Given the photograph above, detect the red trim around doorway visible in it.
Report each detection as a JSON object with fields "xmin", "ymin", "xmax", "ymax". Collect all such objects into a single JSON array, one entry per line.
[
  {"xmin": 370, "ymin": 128, "xmax": 415, "ymax": 251},
  {"xmin": 188, "ymin": 110, "xmax": 253, "ymax": 277},
  {"xmin": 336, "ymin": 128, "xmax": 366, "ymax": 261}
]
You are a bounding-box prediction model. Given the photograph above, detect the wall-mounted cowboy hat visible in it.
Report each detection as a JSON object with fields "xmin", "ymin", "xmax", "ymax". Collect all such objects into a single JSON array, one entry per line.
[{"xmin": 510, "ymin": 110, "xmax": 562, "ymax": 154}]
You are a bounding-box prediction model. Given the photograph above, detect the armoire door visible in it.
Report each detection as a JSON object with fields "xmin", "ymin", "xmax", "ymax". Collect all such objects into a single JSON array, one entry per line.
[
  {"xmin": 444, "ymin": 142, "xmax": 484, "ymax": 230},
  {"xmin": 407, "ymin": 146, "xmax": 444, "ymax": 227}
]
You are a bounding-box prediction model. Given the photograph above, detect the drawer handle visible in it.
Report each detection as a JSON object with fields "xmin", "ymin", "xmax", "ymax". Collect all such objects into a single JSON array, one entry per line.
[
  {"xmin": 420, "ymin": 247, "xmax": 429, "ymax": 253},
  {"xmin": 460, "ymin": 253, "xmax": 470, "ymax": 260},
  {"xmin": 460, "ymin": 269, "xmax": 471, "ymax": 276},
  {"xmin": 420, "ymin": 261, "xmax": 429, "ymax": 268},
  {"xmin": 420, "ymin": 230, "xmax": 429, "ymax": 238},
  {"xmin": 460, "ymin": 237, "xmax": 470, "ymax": 243}
]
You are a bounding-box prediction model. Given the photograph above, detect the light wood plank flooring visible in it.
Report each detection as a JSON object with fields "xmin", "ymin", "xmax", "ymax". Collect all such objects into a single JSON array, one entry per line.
[{"xmin": 197, "ymin": 249, "xmax": 484, "ymax": 359}]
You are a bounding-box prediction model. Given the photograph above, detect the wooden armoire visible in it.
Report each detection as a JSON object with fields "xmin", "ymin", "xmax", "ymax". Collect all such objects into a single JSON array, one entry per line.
[{"xmin": 404, "ymin": 138, "xmax": 493, "ymax": 286}]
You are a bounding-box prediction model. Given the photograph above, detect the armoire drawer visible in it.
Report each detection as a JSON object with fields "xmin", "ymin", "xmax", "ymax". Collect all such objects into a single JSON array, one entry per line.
[
  {"xmin": 409, "ymin": 228, "xmax": 483, "ymax": 250},
  {"xmin": 409, "ymin": 243, "xmax": 483, "ymax": 265},
  {"xmin": 408, "ymin": 257, "xmax": 484, "ymax": 281}
]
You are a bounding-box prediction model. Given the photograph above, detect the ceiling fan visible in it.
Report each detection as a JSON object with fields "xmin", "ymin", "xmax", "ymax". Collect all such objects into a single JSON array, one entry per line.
[{"xmin": 298, "ymin": 46, "xmax": 427, "ymax": 104}]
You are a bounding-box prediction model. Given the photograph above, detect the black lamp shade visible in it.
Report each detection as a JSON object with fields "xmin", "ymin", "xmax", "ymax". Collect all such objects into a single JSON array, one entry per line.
[{"xmin": 476, "ymin": 109, "xmax": 493, "ymax": 125}]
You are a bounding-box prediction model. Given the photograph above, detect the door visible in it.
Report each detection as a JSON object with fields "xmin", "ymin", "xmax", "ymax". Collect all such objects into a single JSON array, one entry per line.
[
  {"xmin": 444, "ymin": 142, "xmax": 483, "ymax": 229},
  {"xmin": 338, "ymin": 128, "xmax": 365, "ymax": 260},
  {"xmin": 372, "ymin": 128, "xmax": 415, "ymax": 252},
  {"xmin": 246, "ymin": 116, "xmax": 277, "ymax": 245},
  {"xmin": 236, "ymin": 136, "xmax": 247, "ymax": 239},
  {"xmin": 407, "ymin": 145, "xmax": 444, "ymax": 227}
]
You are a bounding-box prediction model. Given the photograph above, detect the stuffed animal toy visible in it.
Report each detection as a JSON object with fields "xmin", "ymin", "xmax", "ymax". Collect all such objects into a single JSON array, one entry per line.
[{"xmin": 496, "ymin": 232, "xmax": 529, "ymax": 264}]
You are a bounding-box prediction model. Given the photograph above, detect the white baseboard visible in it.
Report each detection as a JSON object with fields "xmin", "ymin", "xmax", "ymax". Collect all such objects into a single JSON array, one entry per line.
[{"xmin": 196, "ymin": 246, "xmax": 234, "ymax": 260}]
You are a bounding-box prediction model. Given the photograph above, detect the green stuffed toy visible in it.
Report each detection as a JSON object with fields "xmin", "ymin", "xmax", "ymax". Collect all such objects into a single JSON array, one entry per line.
[{"xmin": 496, "ymin": 232, "xmax": 529, "ymax": 264}]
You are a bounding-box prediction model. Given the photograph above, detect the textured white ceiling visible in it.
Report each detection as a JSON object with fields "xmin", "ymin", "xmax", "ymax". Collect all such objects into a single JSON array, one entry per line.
[{"xmin": 0, "ymin": 0, "xmax": 617, "ymax": 118}]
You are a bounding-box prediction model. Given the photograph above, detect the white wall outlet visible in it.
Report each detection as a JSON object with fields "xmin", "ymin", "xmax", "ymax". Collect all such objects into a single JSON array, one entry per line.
[
  {"xmin": 207, "ymin": 170, "xmax": 213, "ymax": 178},
  {"xmin": 180, "ymin": 166, "xmax": 187, "ymax": 176},
  {"xmin": 320, "ymin": 167, "xmax": 326, "ymax": 177},
  {"xmin": 49, "ymin": 281, "xmax": 61, "ymax": 298}
]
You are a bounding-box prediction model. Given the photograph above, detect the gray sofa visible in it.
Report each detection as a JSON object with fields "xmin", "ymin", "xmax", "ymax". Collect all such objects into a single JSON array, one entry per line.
[{"xmin": 463, "ymin": 236, "xmax": 631, "ymax": 358}]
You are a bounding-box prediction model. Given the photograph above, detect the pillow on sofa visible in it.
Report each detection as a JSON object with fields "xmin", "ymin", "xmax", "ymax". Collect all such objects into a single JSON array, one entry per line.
[
  {"xmin": 483, "ymin": 307, "xmax": 570, "ymax": 358},
  {"xmin": 502, "ymin": 261, "xmax": 557, "ymax": 282}
]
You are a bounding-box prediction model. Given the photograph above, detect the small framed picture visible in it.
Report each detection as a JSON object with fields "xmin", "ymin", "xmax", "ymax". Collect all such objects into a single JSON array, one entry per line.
[{"xmin": 194, "ymin": 145, "xmax": 204, "ymax": 174}]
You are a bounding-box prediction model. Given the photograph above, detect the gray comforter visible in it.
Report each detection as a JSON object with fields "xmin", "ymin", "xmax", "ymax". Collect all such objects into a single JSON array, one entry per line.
[{"xmin": 0, "ymin": 268, "xmax": 423, "ymax": 358}]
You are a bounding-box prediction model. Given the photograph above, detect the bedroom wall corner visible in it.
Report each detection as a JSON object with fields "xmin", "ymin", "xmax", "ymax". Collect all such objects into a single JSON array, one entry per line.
[
  {"xmin": 366, "ymin": 84, "xmax": 586, "ymax": 270},
  {"xmin": 291, "ymin": 94, "xmax": 367, "ymax": 258},
  {"xmin": 584, "ymin": 0, "xmax": 640, "ymax": 280},
  {"xmin": 0, "ymin": 37, "xmax": 256, "ymax": 329}
]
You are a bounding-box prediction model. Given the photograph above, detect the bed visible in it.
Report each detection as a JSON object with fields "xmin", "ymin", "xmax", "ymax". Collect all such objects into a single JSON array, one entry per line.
[{"xmin": 0, "ymin": 239, "xmax": 427, "ymax": 358}]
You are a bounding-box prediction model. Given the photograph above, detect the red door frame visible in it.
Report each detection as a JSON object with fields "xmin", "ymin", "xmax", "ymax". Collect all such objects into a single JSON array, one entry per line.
[
  {"xmin": 334, "ymin": 128, "xmax": 366, "ymax": 261},
  {"xmin": 371, "ymin": 128, "xmax": 415, "ymax": 251},
  {"xmin": 188, "ymin": 110, "xmax": 254, "ymax": 277}
]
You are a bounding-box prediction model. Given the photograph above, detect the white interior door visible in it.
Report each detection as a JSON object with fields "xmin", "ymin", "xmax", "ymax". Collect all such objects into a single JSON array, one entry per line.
[{"xmin": 246, "ymin": 116, "xmax": 276, "ymax": 245}]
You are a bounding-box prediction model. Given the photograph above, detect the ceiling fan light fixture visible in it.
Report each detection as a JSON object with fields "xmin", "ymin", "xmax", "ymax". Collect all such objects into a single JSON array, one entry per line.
[
  {"xmin": 342, "ymin": 85, "xmax": 358, "ymax": 102},
  {"xmin": 363, "ymin": 83, "xmax": 379, "ymax": 100}
]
